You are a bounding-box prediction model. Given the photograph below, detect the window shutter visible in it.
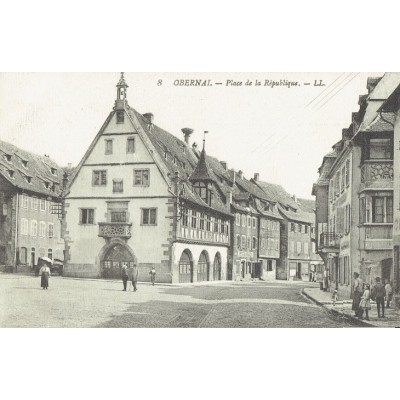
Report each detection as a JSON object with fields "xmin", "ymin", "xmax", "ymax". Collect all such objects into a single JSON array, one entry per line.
[{"xmin": 336, "ymin": 207, "xmax": 345, "ymax": 235}]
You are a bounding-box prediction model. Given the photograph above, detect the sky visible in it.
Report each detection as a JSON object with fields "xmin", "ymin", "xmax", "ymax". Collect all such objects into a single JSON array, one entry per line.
[{"xmin": 0, "ymin": 72, "xmax": 382, "ymax": 199}]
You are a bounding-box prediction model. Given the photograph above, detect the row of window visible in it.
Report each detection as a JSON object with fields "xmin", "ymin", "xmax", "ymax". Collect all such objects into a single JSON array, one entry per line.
[
  {"xmin": 259, "ymin": 238, "xmax": 279, "ymax": 252},
  {"xmin": 236, "ymin": 235, "xmax": 258, "ymax": 251},
  {"xmin": 20, "ymin": 195, "xmax": 57, "ymax": 213},
  {"xmin": 359, "ymin": 195, "xmax": 393, "ymax": 224},
  {"xmin": 289, "ymin": 241, "xmax": 309, "ymax": 256},
  {"xmin": 104, "ymin": 137, "xmax": 135, "ymax": 155},
  {"xmin": 290, "ymin": 222, "xmax": 310, "ymax": 234},
  {"xmin": 235, "ymin": 214, "xmax": 257, "ymax": 229},
  {"xmin": 79, "ymin": 208, "xmax": 157, "ymax": 226},
  {"xmin": 20, "ymin": 219, "xmax": 55, "ymax": 238},
  {"xmin": 18, "ymin": 247, "xmax": 54, "ymax": 265},
  {"xmin": 260, "ymin": 219, "xmax": 280, "ymax": 231},
  {"xmin": 93, "ymin": 169, "xmax": 149, "ymax": 188},
  {"xmin": 182, "ymin": 208, "xmax": 229, "ymax": 234},
  {"xmin": 329, "ymin": 159, "xmax": 350, "ymax": 201}
]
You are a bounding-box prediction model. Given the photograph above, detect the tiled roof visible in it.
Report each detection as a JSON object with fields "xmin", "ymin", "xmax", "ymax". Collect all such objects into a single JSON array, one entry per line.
[
  {"xmin": 297, "ymin": 198, "xmax": 315, "ymax": 213},
  {"xmin": 129, "ymin": 108, "xmax": 232, "ymax": 216},
  {"xmin": 189, "ymin": 145, "xmax": 214, "ymax": 182},
  {"xmin": 255, "ymin": 180, "xmax": 299, "ymax": 210},
  {"xmin": 0, "ymin": 139, "xmax": 63, "ymax": 198},
  {"xmin": 363, "ymin": 112, "xmax": 395, "ymax": 132},
  {"xmin": 278, "ymin": 205, "xmax": 314, "ymax": 224}
]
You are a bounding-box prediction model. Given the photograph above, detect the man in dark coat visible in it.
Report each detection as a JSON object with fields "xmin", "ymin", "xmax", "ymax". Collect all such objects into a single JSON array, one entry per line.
[
  {"xmin": 121, "ymin": 263, "xmax": 128, "ymax": 291},
  {"xmin": 371, "ymin": 277, "xmax": 386, "ymax": 318}
]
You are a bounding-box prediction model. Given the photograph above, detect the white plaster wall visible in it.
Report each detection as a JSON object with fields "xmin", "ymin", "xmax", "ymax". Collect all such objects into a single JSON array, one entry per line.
[
  {"xmin": 65, "ymin": 197, "xmax": 172, "ymax": 266},
  {"xmin": 172, "ymin": 242, "xmax": 228, "ymax": 283}
]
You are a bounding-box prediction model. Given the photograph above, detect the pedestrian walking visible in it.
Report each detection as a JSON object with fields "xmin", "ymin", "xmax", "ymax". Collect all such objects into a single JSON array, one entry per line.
[
  {"xmin": 371, "ymin": 277, "xmax": 386, "ymax": 318},
  {"xmin": 385, "ymin": 279, "xmax": 393, "ymax": 308},
  {"xmin": 352, "ymin": 272, "xmax": 363, "ymax": 318},
  {"xmin": 127, "ymin": 265, "xmax": 134, "ymax": 291},
  {"xmin": 322, "ymin": 268, "xmax": 329, "ymax": 291},
  {"xmin": 132, "ymin": 263, "xmax": 139, "ymax": 292},
  {"xmin": 121, "ymin": 263, "xmax": 128, "ymax": 291},
  {"xmin": 39, "ymin": 264, "xmax": 51, "ymax": 290},
  {"xmin": 331, "ymin": 289, "xmax": 338, "ymax": 306},
  {"xmin": 359, "ymin": 284, "xmax": 371, "ymax": 321},
  {"xmin": 149, "ymin": 267, "xmax": 156, "ymax": 286}
]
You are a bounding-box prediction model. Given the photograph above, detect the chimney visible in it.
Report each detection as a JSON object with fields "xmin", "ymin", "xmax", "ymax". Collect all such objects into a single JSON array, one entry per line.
[
  {"xmin": 67, "ymin": 163, "xmax": 72, "ymax": 169},
  {"xmin": 181, "ymin": 128, "xmax": 194, "ymax": 145},
  {"xmin": 226, "ymin": 188, "xmax": 233, "ymax": 205},
  {"xmin": 367, "ymin": 77, "xmax": 381, "ymax": 94},
  {"xmin": 254, "ymin": 172, "xmax": 259, "ymax": 181},
  {"xmin": 292, "ymin": 194, "xmax": 297, "ymax": 202},
  {"xmin": 143, "ymin": 113, "xmax": 154, "ymax": 124},
  {"xmin": 220, "ymin": 161, "xmax": 227, "ymax": 170},
  {"xmin": 238, "ymin": 170, "xmax": 243, "ymax": 178}
]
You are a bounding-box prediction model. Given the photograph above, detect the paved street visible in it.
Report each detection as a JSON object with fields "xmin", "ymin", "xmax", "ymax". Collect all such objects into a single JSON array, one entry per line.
[{"xmin": 0, "ymin": 274, "xmax": 362, "ymax": 328}]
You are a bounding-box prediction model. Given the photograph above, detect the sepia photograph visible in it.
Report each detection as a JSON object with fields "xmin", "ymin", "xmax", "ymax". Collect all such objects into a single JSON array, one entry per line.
[{"xmin": 1, "ymin": 72, "xmax": 399, "ymax": 328}]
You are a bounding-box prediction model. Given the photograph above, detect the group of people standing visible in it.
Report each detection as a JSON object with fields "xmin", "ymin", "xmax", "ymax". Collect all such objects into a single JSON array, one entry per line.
[
  {"xmin": 121, "ymin": 264, "xmax": 156, "ymax": 291},
  {"xmin": 352, "ymin": 272, "xmax": 393, "ymax": 321}
]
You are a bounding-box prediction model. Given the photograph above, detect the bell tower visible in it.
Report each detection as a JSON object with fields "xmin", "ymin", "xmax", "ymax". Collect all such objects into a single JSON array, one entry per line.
[{"xmin": 115, "ymin": 72, "xmax": 129, "ymax": 110}]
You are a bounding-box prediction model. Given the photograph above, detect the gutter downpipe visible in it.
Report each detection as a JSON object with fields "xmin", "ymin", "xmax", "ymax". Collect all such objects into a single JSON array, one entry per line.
[{"xmin": 14, "ymin": 193, "xmax": 19, "ymax": 272}]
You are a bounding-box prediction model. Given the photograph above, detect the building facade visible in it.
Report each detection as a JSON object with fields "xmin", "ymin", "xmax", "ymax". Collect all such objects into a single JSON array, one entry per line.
[
  {"xmin": 0, "ymin": 140, "xmax": 65, "ymax": 272},
  {"xmin": 64, "ymin": 74, "xmax": 231, "ymax": 283},
  {"xmin": 313, "ymin": 73, "xmax": 400, "ymax": 301}
]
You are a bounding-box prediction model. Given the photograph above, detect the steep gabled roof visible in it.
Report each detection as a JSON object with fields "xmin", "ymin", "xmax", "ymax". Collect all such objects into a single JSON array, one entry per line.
[
  {"xmin": 297, "ymin": 198, "xmax": 315, "ymax": 213},
  {"xmin": 0, "ymin": 139, "xmax": 63, "ymax": 198},
  {"xmin": 189, "ymin": 144, "xmax": 214, "ymax": 183},
  {"xmin": 128, "ymin": 108, "xmax": 232, "ymax": 216},
  {"xmin": 254, "ymin": 180, "xmax": 299, "ymax": 210}
]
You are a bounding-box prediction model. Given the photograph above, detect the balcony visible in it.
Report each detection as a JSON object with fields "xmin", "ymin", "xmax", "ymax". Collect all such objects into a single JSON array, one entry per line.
[
  {"xmin": 98, "ymin": 222, "xmax": 132, "ymax": 239},
  {"xmin": 360, "ymin": 160, "xmax": 393, "ymax": 191},
  {"xmin": 360, "ymin": 224, "xmax": 392, "ymax": 251},
  {"xmin": 319, "ymin": 232, "xmax": 340, "ymax": 252}
]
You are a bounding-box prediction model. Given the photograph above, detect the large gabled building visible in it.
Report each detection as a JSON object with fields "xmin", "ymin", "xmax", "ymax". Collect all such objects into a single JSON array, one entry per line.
[
  {"xmin": 63, "ymin": 74, "xmax": 232, "ymax": 283},
  {"xmin": 0, "ymin": 140, "xmax": 65, "ymax": 272}
]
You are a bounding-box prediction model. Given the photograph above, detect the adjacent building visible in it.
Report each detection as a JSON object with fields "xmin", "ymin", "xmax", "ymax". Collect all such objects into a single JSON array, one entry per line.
[
  {"xmin": 313, "ymin": 73, "xmax": 400, "ymax": 301},
  {"xmin": 0, "ymin": 140, "xmax": 65, "ymax": 272}
]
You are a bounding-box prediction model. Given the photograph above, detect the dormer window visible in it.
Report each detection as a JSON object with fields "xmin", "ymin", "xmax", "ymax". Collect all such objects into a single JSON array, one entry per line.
[
  {"xmin": 7, "ymin": 170, "xmax": 14, "ymax": 178},
  {"xmin": 173, "ymin": 156, "xmax": 177, "ymax": 165},
  {"xmin": 116, "ymin": 111, "xmax": 124, "ymax": 124},
  {"xmin": 51, "ymin": 168, "xmax": 57, "ymax": 175},
  {"xmin": 164, "ymin": 151, "xmax": 168, "ymax": 160},
  {"xmin": 193, "ymin": 182, "xmax": 213, "ymax": 206},
  {"xmin": 21, "ymin": 160, "xmax": 28, "ymax": 168},
  {"xmin": 5, "ymin": 154, "xmax": 12, "ymax": 162},
  {"xmin": 25, "ymin": 176, "xmax": 32, "ymax": 184},
  {"xmin": 44, "ymin": 182, "xmax": 50, "ymax": 189}
]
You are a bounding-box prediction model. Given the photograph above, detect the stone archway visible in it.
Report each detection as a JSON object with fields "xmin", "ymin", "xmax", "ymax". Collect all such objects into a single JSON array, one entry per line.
[
  {"xmin": 197, "ymin": 250, "xmax": 210, "ymax": 282},
  {"xmin": 213, "ymin": 252, "xmax": 221, "ymax": 281},
  {"xmin": 98, "ymin": 239, "xmax": 137, "ymax": 279},
  {"xmin": 178, "ymin": 249, "xmax": 193, "ymax": 283}
]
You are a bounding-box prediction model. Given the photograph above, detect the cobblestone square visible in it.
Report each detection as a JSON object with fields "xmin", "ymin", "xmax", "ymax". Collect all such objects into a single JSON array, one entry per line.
[{"xmin": 0, "ymin": 274, "xmax": 362, "ymax": 328}]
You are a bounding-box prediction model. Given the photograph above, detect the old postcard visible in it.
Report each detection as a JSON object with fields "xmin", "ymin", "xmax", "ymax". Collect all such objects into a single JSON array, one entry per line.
[{"xmin": 0, "ymin": 72, "xmax": 399, "ymax": 328}]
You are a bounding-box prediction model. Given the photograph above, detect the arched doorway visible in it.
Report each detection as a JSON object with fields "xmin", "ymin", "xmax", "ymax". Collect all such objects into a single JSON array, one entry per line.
[
  {"xmin": 213, "ymin": 252, "xmax": 221, "ymax": 281},
  {"xmin": 102, "ymin": 243, "xmax": 135, "ymax": 279},
  {"xmin": 179, "ymin": 250, "xmax": 193, "ymax": 283},
  {"xmin": 197, "ymin": 251, "xmax": 210, "ymax": 282},
  {"xmin": 381, "ymin": 258, "xmax": 392, "ymax": 282}
]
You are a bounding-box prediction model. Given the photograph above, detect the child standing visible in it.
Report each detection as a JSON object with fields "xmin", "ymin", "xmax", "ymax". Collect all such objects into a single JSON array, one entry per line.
[
  {"xmin": 359, "ymin": 284, "xmax": 371, "ymax": 321},
  {"xmin": 385, "ymin": 280, "xmax": 393, "ymax": 308},
  {"xmin": 331, "ymin": 290, "xmax": 338, "ymax": 306}
]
